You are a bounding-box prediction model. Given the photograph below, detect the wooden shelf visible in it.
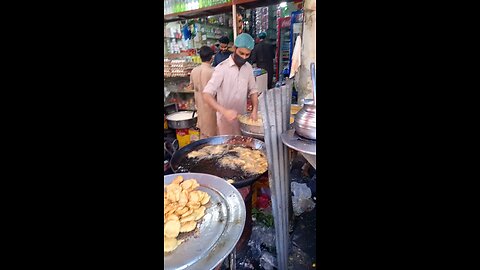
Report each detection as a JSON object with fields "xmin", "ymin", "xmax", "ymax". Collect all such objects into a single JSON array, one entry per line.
[
  {"xmin": 164, "ymin": 0, "xmax": 258, "ymax": 23},
  {"xmin": 164, "ymin": 0, "xmax": 296, "ymax": 23}
]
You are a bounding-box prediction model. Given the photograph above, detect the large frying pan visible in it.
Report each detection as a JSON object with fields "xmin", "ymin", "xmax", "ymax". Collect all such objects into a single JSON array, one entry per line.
[{"xmin": 169, "ymin": 135, "xmax": 267, "ymax": 188}]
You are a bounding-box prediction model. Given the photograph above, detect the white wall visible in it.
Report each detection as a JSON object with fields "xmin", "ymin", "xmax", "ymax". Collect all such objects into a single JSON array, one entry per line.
[{"xmin": 295, "ymin": 0, "xmax": 316, "ymax": 102}]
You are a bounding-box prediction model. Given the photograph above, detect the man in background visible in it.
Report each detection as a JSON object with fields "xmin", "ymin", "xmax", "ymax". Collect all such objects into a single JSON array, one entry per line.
[
  {"xmin": 250, "ymin": 32, "xmax": 275, "ymax": 89},
  {"xmin": 189, "ymin": 46, "xmax": 217, "ymax": 138},
  {"xmin": 212, "ymin": 36, "xmax": 232, "ymax": 67},
  {"xmin": 203, "ymin": 33, "xmax": 259, "ymax": 135}
]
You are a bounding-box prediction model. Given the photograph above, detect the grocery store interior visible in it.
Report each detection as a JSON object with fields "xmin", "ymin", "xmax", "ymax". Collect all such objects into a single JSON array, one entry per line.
[{"xmin": 164, "ymin": 1, "xmax": 316, "ymax": 269}]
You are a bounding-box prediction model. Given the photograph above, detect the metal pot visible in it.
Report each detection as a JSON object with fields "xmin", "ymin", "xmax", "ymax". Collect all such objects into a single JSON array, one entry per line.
[
  {"xmin": 166, "ymin": 111, "xmax": 197, "ymax": 129},
  {"xmin": 239, "ymin": 112, "xmax": 296, "ymax": 140},
  {"xmin": 294, "ymin": 62, "xmax": 316, "ymax": 140},
  {"xmin": 238, "ymin": 113, "xmax": 264, "ymax": 139},
  {"xmin": 294, "ymin": 99, "xmax": 316, "ymax": 140}
]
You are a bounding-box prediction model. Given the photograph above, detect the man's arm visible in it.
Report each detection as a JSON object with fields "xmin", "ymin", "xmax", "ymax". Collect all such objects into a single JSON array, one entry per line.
[
  {"xmin": 250, "ymin": 93, "xmax": 259, "ymax": 121},
  {"xmin": 247, "ymin": 69, "xmax": 260, "ymax": 120},
  {"xmin": 202, "ymin": 93, "xmax": 238, "ymax": 122},
  {"xmin": 200, "ymin": 68, "xmax": 213, "ymax": 92},
  {"xmin": 186, "ymin": 71, "xmax": 194, "ymax": 91}
]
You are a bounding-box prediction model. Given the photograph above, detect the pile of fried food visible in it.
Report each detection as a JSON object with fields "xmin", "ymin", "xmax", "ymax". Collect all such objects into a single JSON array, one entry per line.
[
  {"xmin": 238, "ymin": 114, "xmax": 263, "ymax": 127},
  {"xmin": 187, "ymin": 145, "xmax": 268, "ymax": 175},
  {"xmin": 218, "ymin": 147, "xmax": 268, "ymax": 174},
  {"xmin": 187, "ymin": 145, "xmax": 226, "ymax": 158},
  {"xmin": 164, "ymin": 176, "xmax": 210, "ymax": 253},
  {"xmin": 239, "ymin": 112, "xmax": 296, "ymax": 126}
]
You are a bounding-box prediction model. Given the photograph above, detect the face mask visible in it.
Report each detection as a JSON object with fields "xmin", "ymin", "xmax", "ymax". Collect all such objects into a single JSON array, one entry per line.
[{"xmin": 233, "ymin": 53, "xmax": 247, "ymax": 67}]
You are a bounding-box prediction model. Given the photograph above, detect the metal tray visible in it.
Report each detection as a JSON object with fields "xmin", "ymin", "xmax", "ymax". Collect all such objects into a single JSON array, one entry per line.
[
  {"xmin": 281, "ymin": 129, "xmax": 317, "ymax": 155},
  {"xmin": 164, "ymin": 173, "xmax": 246, "ymax": 270}
]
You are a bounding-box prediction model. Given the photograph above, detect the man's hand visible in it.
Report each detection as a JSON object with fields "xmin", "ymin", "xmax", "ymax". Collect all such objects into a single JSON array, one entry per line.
[
  {"xmin": 223, "ymin": 109, "xmax": 239, "ymax": 122},
  {"xmin": 250, "ymin": 110, "xmax": 258, "ymax": 121}
]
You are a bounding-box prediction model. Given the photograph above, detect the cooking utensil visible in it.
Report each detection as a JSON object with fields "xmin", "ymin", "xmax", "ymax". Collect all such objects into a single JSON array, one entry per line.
[
  {"xmin": 164, "ymin": 138, "xmax": 178, "ymax": 156},
  {"xmin": 164, "ymin": 173, "xmax": 246, "ymax": 270},
  {"xmin": 293, "ymin": 63, "xmax": 317, "ymax": 140},
  {"xmin": 239, "ymin": 112, "xmax": 295, "ymax": 140},
  {"xmin": 238, "ymin": 113, "xmax": 264, "ymax": 139},
  {"xmin": 170, "ymin": 135, "xmax": 267, "ymax": 188},
  {"xmin": 293, "ymin": 99, "xmax": 316, "ymax": 140},
  {"xmin": 166, "ymin": 111, "xmax": 198, "ymax": 129}
]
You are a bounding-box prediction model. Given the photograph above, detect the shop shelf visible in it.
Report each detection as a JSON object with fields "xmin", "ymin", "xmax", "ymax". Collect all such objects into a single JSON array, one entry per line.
[{"xmin": 164, "ymin": 0, "xmax": 258, "ymax": 23}]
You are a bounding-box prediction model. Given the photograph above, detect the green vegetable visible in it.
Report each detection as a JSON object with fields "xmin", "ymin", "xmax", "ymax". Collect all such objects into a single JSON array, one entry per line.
[{"xmin": 252, "ymin": 208, "xmax": 274, "ymax": 228}]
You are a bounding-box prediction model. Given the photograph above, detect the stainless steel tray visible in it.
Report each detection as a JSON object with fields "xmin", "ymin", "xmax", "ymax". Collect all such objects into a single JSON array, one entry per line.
[
  {"xmin": 164, "ymin": 173, "xmax": 246, "ymax": 270},
  {"xmin": 281, "ymin": 129, "xmax": 317, "ymax": 155}
]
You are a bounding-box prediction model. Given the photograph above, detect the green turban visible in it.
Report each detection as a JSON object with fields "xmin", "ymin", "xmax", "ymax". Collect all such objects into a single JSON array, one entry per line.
[
  {"xmin": 258, "ymin": 32, "xmax": 267, "ymax": 39},
  {"xmin": 234, "ymin": 33, "xmax": 255, "ymax": 51}
]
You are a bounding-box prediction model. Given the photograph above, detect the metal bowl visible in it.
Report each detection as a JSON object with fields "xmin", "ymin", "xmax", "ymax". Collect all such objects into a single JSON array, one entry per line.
[
  {"xmin": 238, "ymin": 113, "xmax": 264, "ymax": 135},
  {"xmin": 239, "ymin": 113, "xmax": 295, "ymax": 139}
]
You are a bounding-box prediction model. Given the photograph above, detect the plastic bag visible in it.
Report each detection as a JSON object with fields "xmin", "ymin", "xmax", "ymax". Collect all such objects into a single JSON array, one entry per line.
[
  {"xmin": 259, "ymin": 251, "xmax": 277, "ymax": 270},
  {"xmin": 247, "ymin": 224, "xmax": 276, "ymax": 261},
  {"xmin": 291, "ymin": 182, "xmax": 316, "ymax": 216},
  {"xmin": 288, "ymin": 245, "xmax": 313, "ymax": 270}
]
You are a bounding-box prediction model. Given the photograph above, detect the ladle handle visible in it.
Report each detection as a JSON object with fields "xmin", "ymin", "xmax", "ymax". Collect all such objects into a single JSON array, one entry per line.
[{"xmin": 310, "ymin": 63, "xmax": 316, "ymax": 105}]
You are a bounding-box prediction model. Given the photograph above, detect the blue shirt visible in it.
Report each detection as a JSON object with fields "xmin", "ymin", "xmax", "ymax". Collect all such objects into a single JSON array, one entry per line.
[{"xmin": 212, "ymin": 51, "xmax": 232, "ymax": 67}]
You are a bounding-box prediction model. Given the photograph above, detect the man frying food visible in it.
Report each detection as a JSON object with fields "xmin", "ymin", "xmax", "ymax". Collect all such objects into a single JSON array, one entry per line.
[{"xmin": 202, "ymin": 33, "xmax": 259, "ymax": 136}]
